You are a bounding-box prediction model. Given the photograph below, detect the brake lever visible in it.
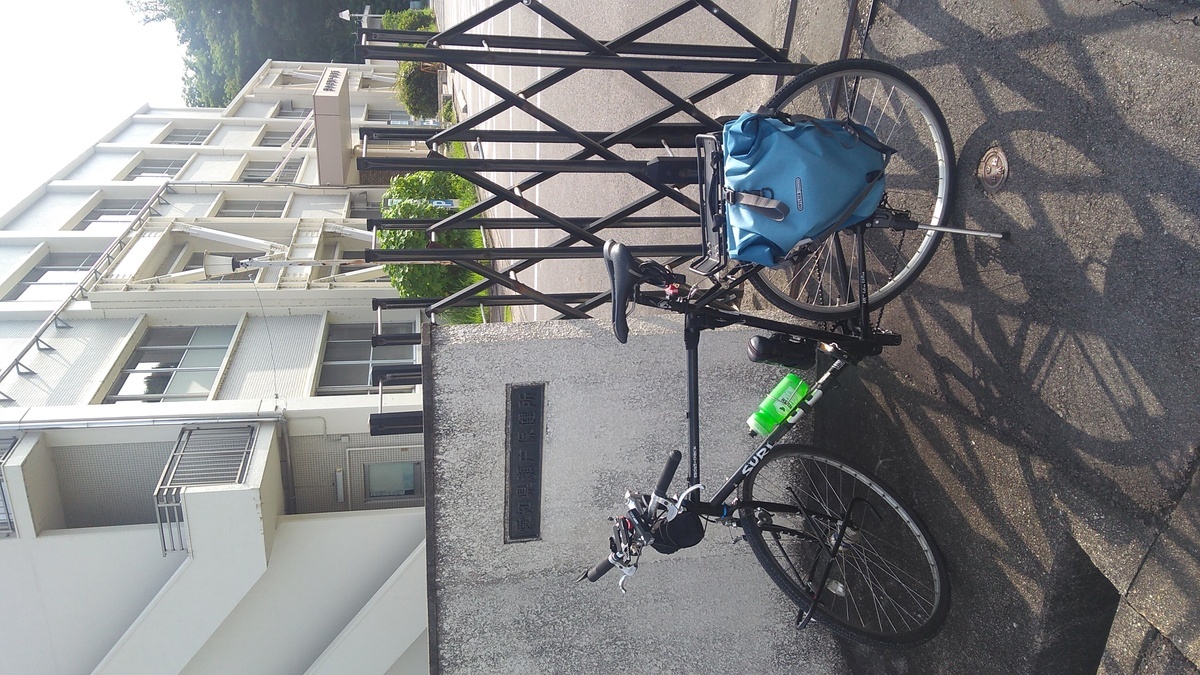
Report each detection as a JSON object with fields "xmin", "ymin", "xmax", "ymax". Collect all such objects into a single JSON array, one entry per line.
[{"xmin": 618, "ymin": 564, "xmax": 637, "ymax": 593}]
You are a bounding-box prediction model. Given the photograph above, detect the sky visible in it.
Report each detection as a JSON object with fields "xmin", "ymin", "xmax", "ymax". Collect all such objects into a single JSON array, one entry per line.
[{"xmin": 0, "ymin": 0, "xmax": 188, "ymax": 215}]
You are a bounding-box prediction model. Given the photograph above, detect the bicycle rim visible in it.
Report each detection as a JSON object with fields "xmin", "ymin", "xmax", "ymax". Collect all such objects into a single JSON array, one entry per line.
[
  {"xmin": 749, "ymin": 60, "xmax": 954, "ymax": 320},
  {"xmin": 741, "ymin": 446, "xmax": 950, "ymax": 645}
]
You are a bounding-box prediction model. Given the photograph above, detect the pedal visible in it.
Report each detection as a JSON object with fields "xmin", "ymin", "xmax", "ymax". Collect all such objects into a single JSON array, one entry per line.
[{"xmin": 747, "ymin": 334, "xmax": 817, "ymax": 370}]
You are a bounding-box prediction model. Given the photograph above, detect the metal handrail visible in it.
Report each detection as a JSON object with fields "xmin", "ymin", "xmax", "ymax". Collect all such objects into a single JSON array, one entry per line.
[
  {"xmin": 0, "ymin": 183, "xmax": 170, "ymax": 402},
  {"xmin": 0, "ymin": 437, "xmax": 16, "ymax": 538},
  {"xmin": 154, "ymin": 424, "xmax": 257, "ymax": 555},
  {"xmin": 268, "ymin": 111, "xmax": 316, "ymax": 182}
]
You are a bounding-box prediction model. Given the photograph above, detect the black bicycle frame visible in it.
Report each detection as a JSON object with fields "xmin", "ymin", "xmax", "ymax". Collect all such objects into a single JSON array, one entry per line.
[{"xmin": 629, "ymin": 288, "xmax": 872, "ymax": 516}]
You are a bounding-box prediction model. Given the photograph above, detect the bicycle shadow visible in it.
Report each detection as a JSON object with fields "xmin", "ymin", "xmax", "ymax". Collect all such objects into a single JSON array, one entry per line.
[{"xmin": 794, "ymin": 0, "xmax": 1200, "ymax": 671}]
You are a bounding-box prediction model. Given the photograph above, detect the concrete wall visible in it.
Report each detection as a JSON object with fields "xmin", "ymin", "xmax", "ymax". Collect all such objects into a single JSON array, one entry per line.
[
  {"xmin": 427, "ymin": 318, "xmax": 845, "ymax": 673},
  {"xmin": 52, "ymin": 439, "xmax": 173, "ymax": 528},
  {"xmin": 113, "ymin": 122, "xmax": 168, "ymax": 145},
  {"xmin": 211, "ymin": 125, "xmax": 261, "ymax": 147},
  {"xmin": 289, "ymin": 432, "xmax": 424, "ymax": 514},
  {"xmin": 290, "ymin": 195, "xmax": 346, "ymax": 218},
  {"xmin": 181, "ymin": 156, "xmax": 242, "ymax": 182},
  {"xmin": 180, "ymin": 509, "xmax": 426, "ymax": 674},
  {"xmin": 1, "ymin": 192, "xmax": 92, "ymax": 232},
  {"xmin": 218, "ymin": 314, "xmax": 324, "ymax": 400},
  {"xmin": 160, "ymin": 193, "xmax": 216, "ymax": 218},
  {"xmin": 0, "ymin": 525, "xmax": 186, "ymax": 675},
  {"xmin": 89, "ymin": 422, "xmax": 282, "ymax": 674},
  {"xmin": 8, "ymin": 433, "xmax": 65, "ymax": 535},
  {"xmin": 68, "ymin": 152, "xmax": 138, "ymax": 182},
  {"xmin": 0, "ymin": 318, "xmax": 139, "ymax": 407}
]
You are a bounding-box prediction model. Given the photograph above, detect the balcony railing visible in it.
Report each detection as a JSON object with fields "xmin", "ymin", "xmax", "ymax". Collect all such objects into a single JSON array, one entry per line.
[
  {"xmin": 154, "ymin": 425, "xmax": 256, "ymax": 554},
  {"xmin": 1, "ymin": 437, "xmax": 17, "ymax": 538},
  {"xmin": 0, "ymin": 183, "xmax": 170, "ymax": 404}
]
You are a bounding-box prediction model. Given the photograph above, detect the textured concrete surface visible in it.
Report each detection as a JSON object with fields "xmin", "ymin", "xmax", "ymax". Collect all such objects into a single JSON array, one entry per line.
[
  {"xmin": 426, "ymin": 318, "xmax": 841, "ymax": 673},
  {"xmin": 838, "ymin": 0, "xmax": 1200, "ymax": 670},
  {"xmin": 420, "ymin": 0, "xmax": 1200, "ymax": 671}
]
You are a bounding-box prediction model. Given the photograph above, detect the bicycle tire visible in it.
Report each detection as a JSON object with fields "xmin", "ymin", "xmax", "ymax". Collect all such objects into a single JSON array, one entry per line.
[
  {"xmin": 740, "ymin": 445, "xmax": 950, "ymax": 646},
  {"xmin": 749, "ymin": 59, "xmax": 955, "ymax": 320}
]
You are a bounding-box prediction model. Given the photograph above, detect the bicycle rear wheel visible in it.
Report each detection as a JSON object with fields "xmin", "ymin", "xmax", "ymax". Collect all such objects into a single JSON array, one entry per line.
[
  {"xmin": 749, "ymin": 59, "xmax": 955, "ymax": 320},
  {"xmin": 740, "ymin": 445, "xmax": 950, "ymax": 646}
]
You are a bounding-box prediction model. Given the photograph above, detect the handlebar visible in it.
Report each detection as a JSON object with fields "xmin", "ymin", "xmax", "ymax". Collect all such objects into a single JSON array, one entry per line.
[
  {"xmin": 582, "ymin": 556, "xmax": 615, "ymax": 582},
  {"xmin": 654, "ymin": 450, "xmax": 682, "ymax": 500},
  {"xmin": 580, "ymin": 451, "xmax": 686, "ymax": 587}
]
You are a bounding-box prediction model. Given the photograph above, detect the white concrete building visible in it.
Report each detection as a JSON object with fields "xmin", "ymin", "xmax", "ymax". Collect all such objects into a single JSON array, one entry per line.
[{"xmin": 0, "ymin": 60, "xmax": 431, "ymax": 674}]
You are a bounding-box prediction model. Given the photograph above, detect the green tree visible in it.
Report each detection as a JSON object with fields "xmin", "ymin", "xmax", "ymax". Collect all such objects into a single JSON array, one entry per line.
[
  {"xmin": 376, "ymin": 172, "xmax": 484, "ymax": 323},
  {"xmin": 381, "ymin": 8, "xmax": 436, "ymax": 32},
  {"xmin": 129, "ymin": 0, "xmax": 416, "ymax": 106}
]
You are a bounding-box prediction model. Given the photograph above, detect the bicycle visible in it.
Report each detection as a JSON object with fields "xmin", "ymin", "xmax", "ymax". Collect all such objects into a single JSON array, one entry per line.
[
  {"xmin": 575, "ymin": 60, "xmax": 998, "ymax": 647},
  {"xmin": 581, "ymin": 239, "xmax": 950, "ymax": 646}
]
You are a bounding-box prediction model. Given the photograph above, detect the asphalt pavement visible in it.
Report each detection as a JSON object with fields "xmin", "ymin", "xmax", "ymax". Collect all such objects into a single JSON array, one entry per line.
[{"xmin": 425, "ymin": 0, "xmax": 1200, "ymax": 672}]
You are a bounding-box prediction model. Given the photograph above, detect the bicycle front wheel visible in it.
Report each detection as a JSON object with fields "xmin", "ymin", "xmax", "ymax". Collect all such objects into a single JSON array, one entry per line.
[
  {"xmin": 740, "ymin": 445, "xmax": 950, "ymax": 646},
  {"xmin": 749, "ymin": 59, "xmax": 955, "ymax": 320}
]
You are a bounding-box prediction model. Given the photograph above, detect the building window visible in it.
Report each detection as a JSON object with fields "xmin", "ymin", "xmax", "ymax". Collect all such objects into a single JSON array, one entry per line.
[
  {"xmin": 317, "ymin": 322, "xmax": 416, "ymax": 396},
  {"xmin": 358, "ymin": 72, "xmax": 396, "ymax": 90},
  {"xmin": 216, "ymin": 200, "xmax": 287, "ymax": 218},
  {"xmin": 104, "ymin": 326, "xmax": 236, "ymax": 404},
  {"xmin": 240, "ymin": 159, "xmax": 302, "ymax": 183},
  {"xmin": 259, "ymin": 131, "xmax": 295, "ymax": 147},
  {"xmin": 181, "ymin": 251, "xmax": 262, "ymax": 282},
  {"xmin": 275, "ymin": 72, "xmax": 321, "ymax": 86},
  {"xmin": 348, "ymin": 200, "xmax": 382, "ymax": 220},
  {"xmin": 162, "ymin": 128, "xmax": 210, "ymax": 145},
  {"xmin": 125, "ymin": 158, "xmax": 187, "ymax": 180},
  {"xmin": 75, "ymin": 199, "xmax": 150, "ymax": 231},
  {"xmin": 276, "ymin": 104, "xmax": 312, "ymax": 119},
  {"xmin": 4, "ymin": 252, "xmax": 102, "ymax": 301},
  {"xmin": 365, "ymin": 461, "xmax": 422, "ymax": 500},
  {"xmin": 365, "ymin": 109, "xmax": 414, "ymax": 125}
]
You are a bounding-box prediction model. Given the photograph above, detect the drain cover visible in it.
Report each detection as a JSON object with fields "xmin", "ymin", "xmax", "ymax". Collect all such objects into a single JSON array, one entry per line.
[{"xmin": 978, "ymin": 146, "xmax": 1009, "ymax": 192}]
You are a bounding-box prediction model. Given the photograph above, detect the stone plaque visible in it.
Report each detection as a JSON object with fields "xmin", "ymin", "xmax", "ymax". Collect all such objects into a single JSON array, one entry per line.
[{"xmin": 505, "ymin": 383, "xmax": 545, "ymax": 542}]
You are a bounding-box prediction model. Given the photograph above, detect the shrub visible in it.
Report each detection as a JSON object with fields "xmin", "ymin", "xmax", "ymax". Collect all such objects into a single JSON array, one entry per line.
[
  {"xmin": 394, "ymin": 61, "xmax": 440, "ymax": 120},
  {"xmin": 381, "ymin": 9, "xmax": 437, "ymax": 33}
]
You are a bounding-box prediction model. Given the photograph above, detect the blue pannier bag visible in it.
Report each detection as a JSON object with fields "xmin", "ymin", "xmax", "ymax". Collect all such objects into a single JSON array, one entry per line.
[{"xmin": 723, "ymin": 111, "xmax": 892, "ymax": 267}]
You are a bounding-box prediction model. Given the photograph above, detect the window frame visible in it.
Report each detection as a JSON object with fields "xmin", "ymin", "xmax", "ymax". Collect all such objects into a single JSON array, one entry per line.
[
  {"xmin": 365, "ymin": 108, "xmax": 414, "ymax": 126},
  {"xmin": 316, "ymin": 322, "xmax": 418, "ymax": 396},
  {"xmin": 161, "ymin": 128, "xmax": 212, "ymax": 146},
  {"xmin": 258, "ymin": 130, "xmax": 295, "ymax": 148},
  {"xmin": 216, "ymin": 199, "xmax": 288, "ymax": 218},
  {"xmin": 240, "ymin": 159, "xmax": 302, "ymax": 183},
  {"xmin": 3, "ymin": 252, "xmax": 103, "ymax": 302},
  {"xmin": 125, "ymin": 158, "xmax": 188, "ymax": 181},
  {"xmin": 364, "ymin": 460, "xmax": 423, "ymax": 501},
  {"xmin": 103, "ymin": 325, "xmax": 237, "ymax": 404}
]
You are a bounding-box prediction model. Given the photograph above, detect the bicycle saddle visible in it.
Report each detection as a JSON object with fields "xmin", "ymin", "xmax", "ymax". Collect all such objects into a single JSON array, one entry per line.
[{"xmin": 603, "ymin": 240, "xmax": 640, "ymax": 344}]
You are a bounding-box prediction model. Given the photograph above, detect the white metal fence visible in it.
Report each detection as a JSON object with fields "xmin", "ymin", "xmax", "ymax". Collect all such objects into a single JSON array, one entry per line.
[{"xmin": 154, "ymin": 426, "xmax": 257, "ymax": 554}]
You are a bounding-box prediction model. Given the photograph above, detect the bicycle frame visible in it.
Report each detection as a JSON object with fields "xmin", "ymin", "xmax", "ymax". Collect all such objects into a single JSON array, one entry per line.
[
  {"xmin": 626, "ymin": 287, "xmax": 879, "ymax": 626},
  {"xmin": 627, "ymin": 285, "xmax": 875, "ymax": 512}
]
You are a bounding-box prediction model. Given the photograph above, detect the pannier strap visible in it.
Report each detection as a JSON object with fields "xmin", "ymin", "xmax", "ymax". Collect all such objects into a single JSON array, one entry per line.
[{"xmin": 727, "ymin": 190, "xmax": 790, "ymax": 221}]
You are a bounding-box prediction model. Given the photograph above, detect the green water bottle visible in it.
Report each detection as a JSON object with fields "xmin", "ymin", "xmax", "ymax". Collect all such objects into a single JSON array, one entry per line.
[{"xmin": 747, "ymin": 374, "xmax": 810, "ymax": 437}]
